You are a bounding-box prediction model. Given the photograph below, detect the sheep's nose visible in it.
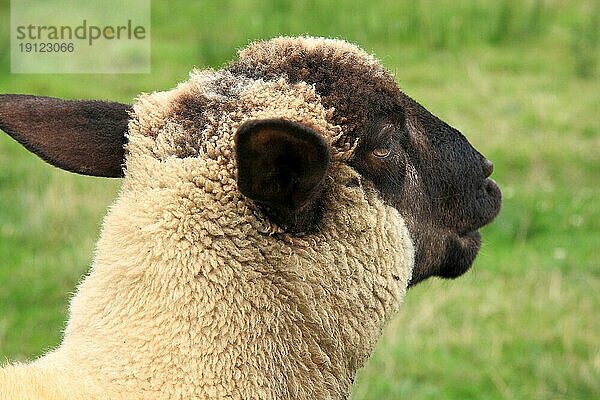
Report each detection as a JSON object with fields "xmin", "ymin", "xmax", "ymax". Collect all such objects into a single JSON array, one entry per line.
[{"xmin": 482, "ymin": 158, "xmax": 494, "ymax": 178}]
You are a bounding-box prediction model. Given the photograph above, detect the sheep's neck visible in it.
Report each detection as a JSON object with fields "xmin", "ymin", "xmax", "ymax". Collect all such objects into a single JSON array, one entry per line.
[{"xmin": 61, "ymin": 257, "xmax": 365, "ymax": 399}]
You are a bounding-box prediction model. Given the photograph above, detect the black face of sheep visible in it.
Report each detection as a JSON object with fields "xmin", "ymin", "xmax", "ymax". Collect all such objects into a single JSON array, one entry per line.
[
  {"xmin": 229, "ymin": 39, "xmax": 502, "ymax": 286},
  {"xmin": 349, "ymin": 100, "xmax": 502, "ymax": 286}
]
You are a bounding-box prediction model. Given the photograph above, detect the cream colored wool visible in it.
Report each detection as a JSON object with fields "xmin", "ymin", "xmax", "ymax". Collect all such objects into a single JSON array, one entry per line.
[{"xmin": 0, "ymin": 38, "xmax": 414, "ymax": 400}]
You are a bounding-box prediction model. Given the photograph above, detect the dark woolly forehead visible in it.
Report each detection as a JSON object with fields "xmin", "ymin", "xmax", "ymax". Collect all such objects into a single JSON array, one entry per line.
[{"xmin": 228, "ymin": 37, "xmax": 402, "ymax": 139}]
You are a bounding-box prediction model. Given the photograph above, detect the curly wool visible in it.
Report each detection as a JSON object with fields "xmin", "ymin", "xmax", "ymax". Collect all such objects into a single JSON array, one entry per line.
[{"xmin": 0, "ymin": 38, "xmax": 414, "ymax": 400}]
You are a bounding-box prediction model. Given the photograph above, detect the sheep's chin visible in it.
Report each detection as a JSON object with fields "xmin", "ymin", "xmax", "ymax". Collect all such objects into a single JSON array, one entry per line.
[
  {"xmin": 408, "ymin": 230, "xmax": 481, "ymax": 287},
  {"xmin": 438, "ymin": 230, "xmax": 482, "ymax": 279}
]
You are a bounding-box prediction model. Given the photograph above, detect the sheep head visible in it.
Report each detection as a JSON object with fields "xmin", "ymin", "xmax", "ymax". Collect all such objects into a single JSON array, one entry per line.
[{"xmin": 0, "ymin": 37, "xmax": 501, "ymax": 287}]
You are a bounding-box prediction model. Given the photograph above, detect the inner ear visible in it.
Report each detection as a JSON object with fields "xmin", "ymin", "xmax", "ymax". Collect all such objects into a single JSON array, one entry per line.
[{"xmin": 235, "ymin": 118, "xmax": 331, "ymax": 231}]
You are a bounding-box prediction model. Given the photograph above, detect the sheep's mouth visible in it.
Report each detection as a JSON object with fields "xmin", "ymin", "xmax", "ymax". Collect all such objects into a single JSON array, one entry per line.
[
  {"xmin": 408, "ymin": 178, "xmax": 502, "ymax": 286},
  {"xmin": 457, "ymin": 178, "xmax": 502, "ymax": 236},
  {"xmin": 439, "ymin": 178, "xmax": 502, "ymax": 279}
]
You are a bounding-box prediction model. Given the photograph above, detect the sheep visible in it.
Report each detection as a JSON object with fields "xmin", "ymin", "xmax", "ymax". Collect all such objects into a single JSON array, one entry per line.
[{"xmin": 0, "ymin": 36, "xmax": 502, "ymax": 399}]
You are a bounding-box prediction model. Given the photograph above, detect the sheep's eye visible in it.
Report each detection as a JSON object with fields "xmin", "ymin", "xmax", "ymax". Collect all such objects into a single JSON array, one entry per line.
[
  {"xmin": 372, "ymin": 148, "xmax": 391, "ymax": 158},
  {"xmin": 370, "ymin": 123, "xmax": 395, "ymax": 159}
]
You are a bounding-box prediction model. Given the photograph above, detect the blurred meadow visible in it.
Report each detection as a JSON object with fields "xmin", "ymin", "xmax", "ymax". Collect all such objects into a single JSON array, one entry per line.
[{"xmin": 0, "ymin": 0, "xmax": 598, "ymax": 398}]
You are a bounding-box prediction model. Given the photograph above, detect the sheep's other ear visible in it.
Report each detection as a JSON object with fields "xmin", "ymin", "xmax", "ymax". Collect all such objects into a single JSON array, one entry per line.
[
  {"xmin": 235, "ymin": 118, "xmax": 330, "ymax": 230},
  {"xmin": 0, "ymin": 94, "xmax": 131, "ymax": 177}
]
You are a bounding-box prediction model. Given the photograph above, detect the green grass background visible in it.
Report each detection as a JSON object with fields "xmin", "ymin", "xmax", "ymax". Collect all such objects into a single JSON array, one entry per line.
[{"xmin": 0, "ymin": 0, "xmax": 598, "ymax": 398}]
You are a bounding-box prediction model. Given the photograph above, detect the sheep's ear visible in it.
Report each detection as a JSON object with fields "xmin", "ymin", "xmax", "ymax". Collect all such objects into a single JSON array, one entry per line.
[
  {"xmin": 235, "ymin": 118, "xmax": 330, "ymax": 230},
  {"xmin": 0, "ymin": 94, "xmax": 131, "ymax": 177}
]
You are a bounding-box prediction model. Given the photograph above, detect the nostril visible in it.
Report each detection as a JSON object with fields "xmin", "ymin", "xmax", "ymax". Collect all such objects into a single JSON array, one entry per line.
[{"xmin": 482, "ymin": 159, "xmax": 494, "ymax": 178}]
